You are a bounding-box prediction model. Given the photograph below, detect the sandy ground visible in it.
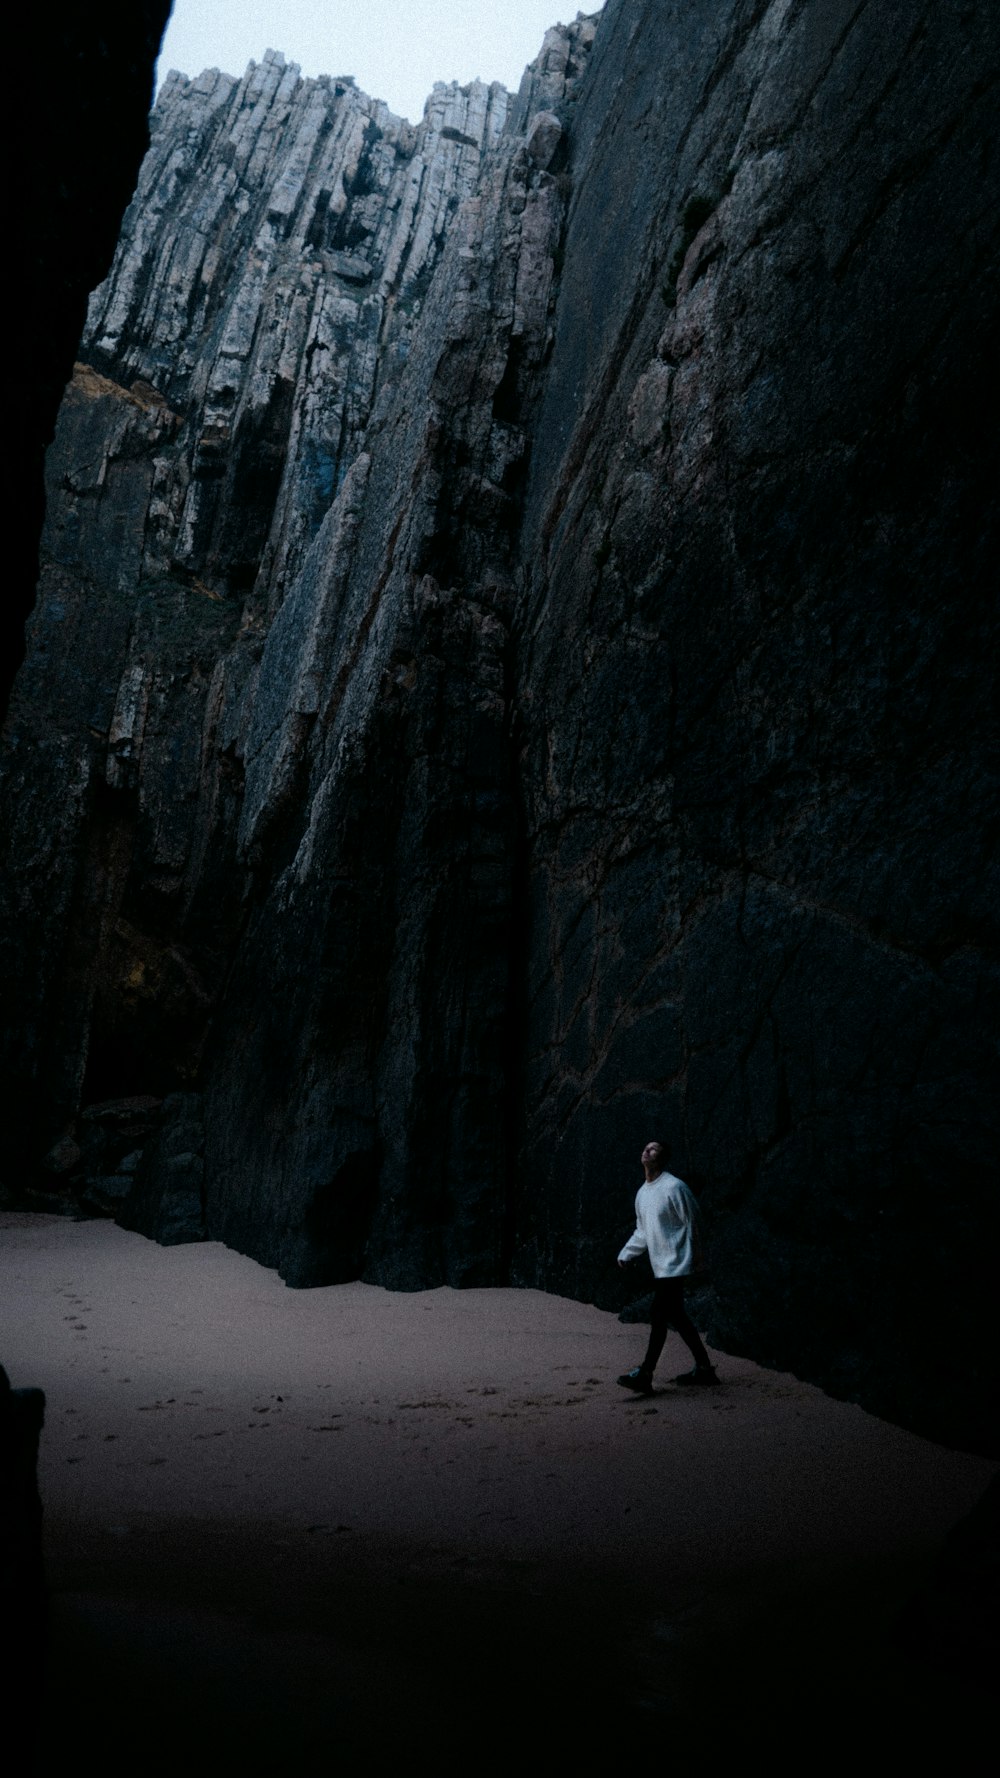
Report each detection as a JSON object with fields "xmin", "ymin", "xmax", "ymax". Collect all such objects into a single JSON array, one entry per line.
[{"xmin": 2, "ymin": 1213, "xmax": 994, "ymax": 1772}]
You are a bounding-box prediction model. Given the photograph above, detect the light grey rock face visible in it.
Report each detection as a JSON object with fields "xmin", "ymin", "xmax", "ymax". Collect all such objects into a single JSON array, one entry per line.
[
  {"xmin": 203, "ymin": 49, "xmax": 576, "ymax": 1289},
  {"xmin": 1, "ymin": 18, "xmax": 593, "ymax": 1224},
  {"xmin": 3, "ymin": 4, "xmax": 998, "ymax": 1453},
  {"xmin": 525, "ymin": 111, "xmax": 562, "ymax": 168},
  {"xmin": 84, "ymin": 48, "xmax": 510, "ymax": 607}
]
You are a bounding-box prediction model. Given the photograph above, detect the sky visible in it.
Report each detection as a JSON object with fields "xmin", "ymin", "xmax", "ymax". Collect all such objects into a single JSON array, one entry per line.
[{"xmin": 156, "ymin": 1, "xmax": 605, "ymax": 124}]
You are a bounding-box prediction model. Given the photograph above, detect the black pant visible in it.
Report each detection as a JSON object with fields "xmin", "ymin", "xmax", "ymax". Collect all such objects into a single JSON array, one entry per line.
[{"xmin": 642, "ymin": 1277, "xmax": 711, "ymax": 1375}]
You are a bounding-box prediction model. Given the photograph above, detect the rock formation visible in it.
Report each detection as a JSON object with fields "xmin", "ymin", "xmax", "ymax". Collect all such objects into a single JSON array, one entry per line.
[
  {"xmin": 9, "ymin": 0, "xmax": 172, "ymax": 717},
  {"xmin": 3, "ymin": 1, "xmax": 997, "ymax": 1454}
]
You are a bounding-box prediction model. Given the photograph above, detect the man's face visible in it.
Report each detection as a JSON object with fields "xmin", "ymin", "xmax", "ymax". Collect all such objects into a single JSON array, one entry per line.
[{"xmin": 642, "ymin": 1141, "xmax": 664, "ymax": 1173}]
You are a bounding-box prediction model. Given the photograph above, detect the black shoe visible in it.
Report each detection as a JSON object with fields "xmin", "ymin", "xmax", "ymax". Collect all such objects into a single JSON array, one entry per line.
[
  {"xmin": 617, "ymin": 1368, "xmax": 655, "ymax": 1395},
  {"xmin": 673, "ymin": 1365, "xmax": 719, "ymax": 1387}
]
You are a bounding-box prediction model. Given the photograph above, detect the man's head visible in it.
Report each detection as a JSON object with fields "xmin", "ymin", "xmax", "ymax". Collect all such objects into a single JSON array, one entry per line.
[{"xmin": 641, "ymin": 1140, "xmax": 668, "ymax": 1180}]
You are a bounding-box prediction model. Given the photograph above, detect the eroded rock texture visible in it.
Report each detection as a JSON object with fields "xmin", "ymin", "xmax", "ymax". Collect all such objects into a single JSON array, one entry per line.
[{"xmin": 3, "ymin": 2, "xmax": 997, "ymax": 1452}]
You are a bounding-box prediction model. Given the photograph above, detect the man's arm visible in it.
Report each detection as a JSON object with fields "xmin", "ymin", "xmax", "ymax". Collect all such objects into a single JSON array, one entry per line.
[{"xmin": 617, "ymin": 1203, "xmax": 647, "ymax": 1269}]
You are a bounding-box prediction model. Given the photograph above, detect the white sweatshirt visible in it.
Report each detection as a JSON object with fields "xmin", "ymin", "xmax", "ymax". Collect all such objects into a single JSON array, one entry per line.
[{"xmin": 617, "ymin": 1171, "xmax": 703, "ymax": 1278}]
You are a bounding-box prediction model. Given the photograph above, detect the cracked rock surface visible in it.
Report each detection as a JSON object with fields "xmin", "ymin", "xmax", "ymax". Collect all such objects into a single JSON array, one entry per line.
[{"xmin": 3, "ymin": 2, "xmax": 997, "ymax": 1454}]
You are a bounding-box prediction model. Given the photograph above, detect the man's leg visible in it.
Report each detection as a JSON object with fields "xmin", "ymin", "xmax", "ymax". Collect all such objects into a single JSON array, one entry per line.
[
  {"xmin": 667, "ymin": 1281, "xmax": 713, "ymax": 1369},
  {"xmin": 620, "ymin": 1279, "xmax": 717, "ymax": 1393},
  {"xmin": 639, "ymin": 1279, "xmax": 673, "ymax": 1378}
]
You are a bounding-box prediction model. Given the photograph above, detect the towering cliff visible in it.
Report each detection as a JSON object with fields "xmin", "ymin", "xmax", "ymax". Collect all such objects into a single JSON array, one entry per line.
[
  {"xmin": 3, "ymin": 1, "xmax": 997, "ymax": 1454},
  {"xmin": 3, "ymin": 19, "xmax": 596, "ymax": 1263}
]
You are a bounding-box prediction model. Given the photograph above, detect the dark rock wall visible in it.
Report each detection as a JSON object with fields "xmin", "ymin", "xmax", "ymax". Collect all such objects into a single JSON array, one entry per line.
[
  {"xmin": 9, "ymin": 0, "xmax": 172, "ymax": 718},
  {"xmin": 3, "ymin": 3, "xmax": 997, "ymax": 1452},
  {"xmin": 511, "ymin": 0, "xmax": 999, "ymax": 1452}
]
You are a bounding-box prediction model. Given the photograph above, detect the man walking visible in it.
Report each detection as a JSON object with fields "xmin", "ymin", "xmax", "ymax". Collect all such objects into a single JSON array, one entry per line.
[{"xmin": 616, "ymin": 1140, "xmax": 718, "ymax": 1394}]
